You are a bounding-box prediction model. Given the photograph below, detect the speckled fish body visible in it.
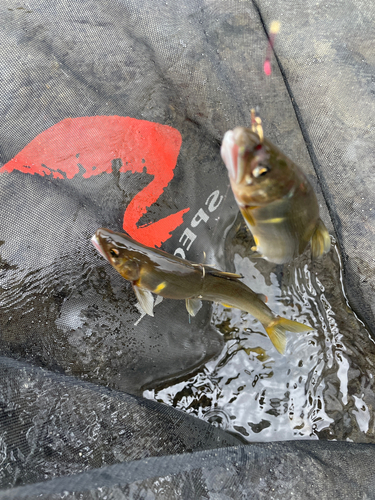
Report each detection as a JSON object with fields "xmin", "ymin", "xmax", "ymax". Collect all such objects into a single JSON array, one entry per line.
[
  {"xmin": 221, "ymin": 125, "xmax": 330, "ymax": 264},
  {"xmin": 91, "ymin": 228, "xmax": 313, "ymax": 354}
]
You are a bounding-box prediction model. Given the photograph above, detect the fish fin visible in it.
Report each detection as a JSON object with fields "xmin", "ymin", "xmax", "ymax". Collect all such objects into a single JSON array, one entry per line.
[
  {"xmin": 257, "ymin": 293, "xmax": 268, "ymax": 303},
  {"xmin": 250, "ymin": 249, "xmax": 264, "ymax": 259},
  {"xmin": 205, "ymin": 267, "xmax": 244, "ymax": 280},
  {"xmin": 192, "ymin": 263, "xmax": 243, "ymax": 280},
  {"xmin": 220, "ymin": 302, "xmax": 234, "ymax": 308},
  {"xmin": 133, "ymin": 285, "xmax": 154, "ymax": 317},
  {"xmin": 240, "ymin": 207, "xmax": 256, "ymax": 227},
  {"xmin": 311, "ymin": 219, "xmax": 331, "ymax": 259},
  {"xmin": 265, "ymin": 317, "xmax": 314, "ymax": 354},
  {"xmin": 186, "ymin": 298, "xmax": 202, "ymax": 317}
]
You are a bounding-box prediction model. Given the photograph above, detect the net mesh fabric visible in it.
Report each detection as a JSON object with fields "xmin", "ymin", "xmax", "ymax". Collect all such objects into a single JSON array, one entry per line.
[{"xmin": 0, "ymin": 0, "xmax": 374, "ymax": 498}]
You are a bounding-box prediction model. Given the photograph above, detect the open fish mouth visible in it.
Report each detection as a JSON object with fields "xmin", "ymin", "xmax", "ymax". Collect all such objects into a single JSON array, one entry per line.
[
  {"xmin": 221, "ymin": 130, "xmax": 239, "ymax": 183},
  {"xmin": 91, "ymin": 233, "xmax": 109, "ymax": 261}
]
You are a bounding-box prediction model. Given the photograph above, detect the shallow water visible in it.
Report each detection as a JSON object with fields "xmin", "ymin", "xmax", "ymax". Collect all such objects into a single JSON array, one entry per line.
[{"xmin": 144, "ymin": 224, "xmax": 375, "ymax": 443}]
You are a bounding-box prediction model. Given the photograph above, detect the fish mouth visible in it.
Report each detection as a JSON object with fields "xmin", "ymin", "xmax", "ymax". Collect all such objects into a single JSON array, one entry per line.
[
  {"xmin": 221, "ymin": 129, "xmax": 247, "ymax": 185},
  {"xmin": 221, "ymin": 130, "xmax": 238, "ymax": 182},
  {"xmin": 91, "ymin": 233, "xmax": 109, "ymax": 261}
]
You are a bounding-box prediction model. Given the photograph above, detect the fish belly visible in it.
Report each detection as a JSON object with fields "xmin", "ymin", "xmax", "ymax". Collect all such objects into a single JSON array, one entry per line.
[
  {"xmin": 246, "ymin": 200, "xmax": 315, "ymax": 264},
  {"xmin": 253, "ymin": 223, "xmax": 298, "ymax": 264}
]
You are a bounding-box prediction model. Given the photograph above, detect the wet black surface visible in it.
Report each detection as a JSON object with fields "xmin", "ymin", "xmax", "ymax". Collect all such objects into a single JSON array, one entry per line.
[
  {"xmin": 148, "ymin": 220, "xmax": 375, "ymax": 443},
  {"xmin": 1, "ymin": 0, "xmax": 375, "ymax": 497}
]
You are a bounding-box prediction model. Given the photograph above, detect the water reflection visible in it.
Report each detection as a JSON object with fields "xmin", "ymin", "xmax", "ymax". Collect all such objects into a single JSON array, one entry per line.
[{"xmin": 145, "ymin": 242, "xmax": 375, "ymax": 443}]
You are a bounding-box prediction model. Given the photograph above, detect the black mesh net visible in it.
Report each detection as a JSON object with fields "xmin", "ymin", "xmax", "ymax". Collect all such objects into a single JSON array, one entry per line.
[{"xmin": 1, "ymin": 0, "xmax": 375, "ymax": 498}]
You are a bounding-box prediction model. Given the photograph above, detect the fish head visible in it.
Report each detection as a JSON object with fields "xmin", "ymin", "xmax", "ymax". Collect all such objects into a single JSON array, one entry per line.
[
  {"xmin": 221, "ymin": 127, "xmax": 296, "ymax": 207},
  {"xmin": 91, "ymin": 228, "xmax": 140, "ymax": 281}
]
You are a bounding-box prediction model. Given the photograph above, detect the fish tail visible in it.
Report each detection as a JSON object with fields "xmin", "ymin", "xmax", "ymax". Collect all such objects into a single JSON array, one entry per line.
[
  {"xmin": 265, "ymin": 317, "xmax": 314, "ymax": 355},
  {"xmin": 311, "ymin": 219, "xmax": 331, "ymax": 259}
]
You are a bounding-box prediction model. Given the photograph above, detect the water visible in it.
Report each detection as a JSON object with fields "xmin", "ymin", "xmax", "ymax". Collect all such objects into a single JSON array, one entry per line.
[{"xmin": 144, "ymin": 224, "xmax": 375, "ymax": 443}]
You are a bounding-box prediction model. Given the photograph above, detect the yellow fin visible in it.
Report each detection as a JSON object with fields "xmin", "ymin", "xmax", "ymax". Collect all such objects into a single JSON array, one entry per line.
[
  {"xmin": 311, "ymin": 219, "xmax": 331, "ymax": 259},
  {"xmin": 265, "ymin": 317, "xmax": 314, "ymax": 354},
  {"xmin": 240, "ymin": 207, "xmax": 256, "ymax": 227}
]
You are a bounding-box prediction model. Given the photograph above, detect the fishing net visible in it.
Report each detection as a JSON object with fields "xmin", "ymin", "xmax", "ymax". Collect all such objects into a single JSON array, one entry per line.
[{"xmin": 0, "ymin": 0, "xmax": 374, "ymax": 498}]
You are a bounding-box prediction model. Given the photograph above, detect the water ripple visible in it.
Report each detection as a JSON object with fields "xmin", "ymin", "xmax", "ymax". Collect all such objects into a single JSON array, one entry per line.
[{"xmin": 145, "ymin": 243, "xmax": 375, "ymax": 443}]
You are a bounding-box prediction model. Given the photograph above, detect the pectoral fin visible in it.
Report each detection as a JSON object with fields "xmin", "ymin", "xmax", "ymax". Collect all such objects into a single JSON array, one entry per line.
[
  {"xmin": 133, "ymin": 285, "xmax": 154, "ymax": 316},
  {"xmin": 311, "ymin": 219, "xmax": 331, "ymax": 259},
  {"xmin": 250, "ymin": 248, "xmax": 263, "ymax": 259},
  {"xmin": 250, "ymin": 236, "xmax": 264, "ymax": 259},
  {"xmin": 186, "ymin": 298, "xmax": 202, "ymax": 317},
  {"xmin": 240, "ymin": 207, "xmax": 256, "ymax": 227}
]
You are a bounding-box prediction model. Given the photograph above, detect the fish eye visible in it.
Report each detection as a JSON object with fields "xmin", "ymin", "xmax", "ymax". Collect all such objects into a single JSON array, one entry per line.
[
  {"xmin": 109, "ymin": 248, "xmax": 119, "ymax": 258},
  {"xmin": 252, "ymin": 165, "xmax": 269, "ymax": 178}
]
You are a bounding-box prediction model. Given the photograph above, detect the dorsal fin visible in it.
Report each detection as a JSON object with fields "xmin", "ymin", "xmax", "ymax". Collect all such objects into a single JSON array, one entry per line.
[
  {"xmin": 191, "ymin": 263, "xmax": 243, "ymax": 280},
  {"xmin": 204, "ymin": 266, "xmax": 243, "ymax": 280}
]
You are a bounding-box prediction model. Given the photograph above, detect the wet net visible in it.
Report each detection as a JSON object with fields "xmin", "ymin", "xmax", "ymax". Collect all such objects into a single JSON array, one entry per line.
[{"xmin": 0, "ymin": 0, "xmax": 375, "ymax": 498}]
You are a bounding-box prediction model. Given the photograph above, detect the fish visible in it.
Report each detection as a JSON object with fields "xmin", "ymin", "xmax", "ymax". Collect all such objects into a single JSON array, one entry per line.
[
  {"xmin": 220, "ymin": 111, "xmax": 331, "ymax": 264},
  {"xmin": 91, "ymin": 228, "xmax": 314, "ymax": 354}
]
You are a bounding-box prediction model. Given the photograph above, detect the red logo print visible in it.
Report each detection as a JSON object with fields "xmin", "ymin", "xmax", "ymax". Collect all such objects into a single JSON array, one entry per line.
[{"xmin": 0, "ymin": 116, "xmax": 190, "ymax": 247}]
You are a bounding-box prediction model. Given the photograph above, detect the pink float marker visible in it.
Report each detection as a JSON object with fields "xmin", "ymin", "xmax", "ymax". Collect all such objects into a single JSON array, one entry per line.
[{"xmin": 263, "ymin": 21, "xmax": 280, "ymax": 76}]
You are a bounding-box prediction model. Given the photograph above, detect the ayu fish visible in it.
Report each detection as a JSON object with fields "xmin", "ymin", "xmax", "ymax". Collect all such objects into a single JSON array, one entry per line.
[
  {"xmin": 91, "ymin": 228, "xmax": 313, "ymax": 354},
  {"xmin": 221, "ymin": 112, "xmax": 331, "ymax": 264}
]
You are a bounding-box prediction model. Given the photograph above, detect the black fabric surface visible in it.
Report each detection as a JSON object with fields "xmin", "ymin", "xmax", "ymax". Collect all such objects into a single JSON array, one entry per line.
[
  {"xmin": 0, "ymin": 0, "xmax": 374, "ymax": 498},
  {"xmin": 0, "ymin": 356, "xmax": 241, "ymax": 490},
  {"xmin": 1, "ymin": 441, "xmax": 375, "ymax": 499}
]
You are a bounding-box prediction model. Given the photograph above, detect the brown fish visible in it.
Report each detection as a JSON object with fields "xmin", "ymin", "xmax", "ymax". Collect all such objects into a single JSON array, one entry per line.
[
  {"xmin": 221, "ymin": 112, "xmax": 330, "ymax": 264},
  {"xmin": 91, "ymin": 228, "xmax": 314, "ymax": 354}
]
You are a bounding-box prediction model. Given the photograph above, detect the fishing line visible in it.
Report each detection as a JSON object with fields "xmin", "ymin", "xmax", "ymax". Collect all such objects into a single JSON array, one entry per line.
[
  {"xmin": 209, "ymin": 182, "xmax": 231, "ymax": 246},
  {"xmin": 263, "ymin": 21, "xmax": 280, "ymax": 77},
  {"xmin": 208, "ymin": 20, "xmax": 280, "ymax": 261}
]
